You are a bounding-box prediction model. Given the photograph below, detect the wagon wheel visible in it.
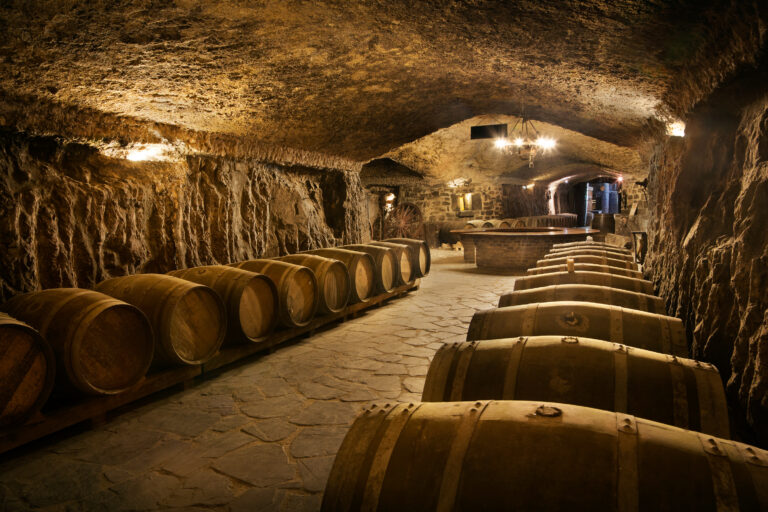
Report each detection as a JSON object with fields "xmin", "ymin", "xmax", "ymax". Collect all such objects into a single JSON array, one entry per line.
[{"xmin": 384, "ymin": 202, "xmax": 424, "ymax": 239}]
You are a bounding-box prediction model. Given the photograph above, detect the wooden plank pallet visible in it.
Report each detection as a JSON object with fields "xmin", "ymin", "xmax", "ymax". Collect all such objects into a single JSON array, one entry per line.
[{"xmin": 0, "ymin": 280, "xmax": 420, "ymax": 456}]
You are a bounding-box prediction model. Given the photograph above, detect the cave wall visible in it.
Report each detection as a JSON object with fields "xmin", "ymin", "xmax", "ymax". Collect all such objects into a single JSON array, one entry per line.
[
  {"xmin": 645, "ymin": 66, "xmax": 768, "ymax": 444},
  {"xmin": 0, "ymin": 129, "xmax": 366, "ymax": 301}
]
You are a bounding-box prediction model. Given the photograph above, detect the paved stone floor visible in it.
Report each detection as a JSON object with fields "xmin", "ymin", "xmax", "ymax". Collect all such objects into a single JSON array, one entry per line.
[{"xmin": 0, "ymin": 250, "xmax": 518, "ymax": 512}]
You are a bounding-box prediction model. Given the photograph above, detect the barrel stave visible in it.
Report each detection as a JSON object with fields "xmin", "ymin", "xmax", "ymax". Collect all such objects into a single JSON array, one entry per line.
[{"xmin": 528, "ymin": 263, "xmax": 643, "ymax": 279}]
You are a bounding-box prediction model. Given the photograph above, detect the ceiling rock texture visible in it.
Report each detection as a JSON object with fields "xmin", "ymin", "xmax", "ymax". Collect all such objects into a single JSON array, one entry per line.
[
  {"xmin": 1, "ymin": 0, "xmax": 768, "ymax": 443},
  {"xmin": 0, "ymin": 0, "xmax": 764, "ymax": 161}
]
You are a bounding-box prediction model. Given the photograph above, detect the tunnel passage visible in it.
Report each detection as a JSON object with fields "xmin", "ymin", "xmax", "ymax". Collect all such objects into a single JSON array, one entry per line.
[{"xmin": 0, "ymin": 1, "xmax": 768, "ymax": 510}]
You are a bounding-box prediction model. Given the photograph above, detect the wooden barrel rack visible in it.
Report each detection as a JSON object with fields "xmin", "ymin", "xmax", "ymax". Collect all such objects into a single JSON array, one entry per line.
[{"xmin": 0, "ymin": 241, "xmax": 426, "ymax": 456}]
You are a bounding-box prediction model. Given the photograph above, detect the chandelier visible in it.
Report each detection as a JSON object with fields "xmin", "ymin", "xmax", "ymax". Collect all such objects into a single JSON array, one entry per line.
[{"xmin": 494, "ymin": 114, "xmax": 556, "ymax": 168}]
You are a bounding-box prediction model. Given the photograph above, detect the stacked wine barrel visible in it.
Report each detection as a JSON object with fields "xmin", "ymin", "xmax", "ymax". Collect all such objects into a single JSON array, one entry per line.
[
  {"xmin": 0, "ymin": 239, "xmax": 430, "ymax": 432},
  {"xmin": 323, "ymin": 240, "xmax": 768, "ymax": 511}
]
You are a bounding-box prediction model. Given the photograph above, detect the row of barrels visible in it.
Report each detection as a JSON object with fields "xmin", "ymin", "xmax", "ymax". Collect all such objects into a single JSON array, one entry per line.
[
  {"xmin": 0, "ymin": 239, "xmax": 431, "ymax": 429},
  {"xmin": 461, "ymin": 213, "xmax": 578, "ymax": 231},
  {"xmin": 322, "ymin": 240, "xmax": 768, "ymax": 511}
]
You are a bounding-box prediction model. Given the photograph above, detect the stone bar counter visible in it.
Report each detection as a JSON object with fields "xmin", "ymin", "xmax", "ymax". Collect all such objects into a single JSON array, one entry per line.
[{"xmin": 458, "ymin": 227, "xmax": 601, "ymax": 272}]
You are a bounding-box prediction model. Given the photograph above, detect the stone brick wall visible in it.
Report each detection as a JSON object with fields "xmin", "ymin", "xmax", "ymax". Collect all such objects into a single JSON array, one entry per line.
[
  {"xmin": 399, "ymin": 181, "xmax": 504, "ymax": 223},
  {"xmin": 472, "ymin": 233, "xmax": 590, "ymax": 271}
]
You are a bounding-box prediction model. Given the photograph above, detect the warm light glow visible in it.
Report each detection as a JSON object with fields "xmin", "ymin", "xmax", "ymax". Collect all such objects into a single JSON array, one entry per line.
[
  {"xmin": 513, "ymin": 138, "xmax": 525, "ymax": 147},
  {"xmin": 464, "ymin": 193, "xmax": 472, "ymax": 210},
  {"xmin": 535, "ymin": 137, "xmax": 556, "ymax": 150},
  {"xmin": 100, "ymin": 140, "xmax": 191, "ymax": 162},
  {"xmin": 385, "ymin": 193, "xmax": 395, "ymax": 202},
  {"xmin": 494, "ymin": 138, "xmax": 511, "ymax": 149},
  {"xmin": 666, "ymin": 121, "xmax": 686, "ymax": 137},
  {"xmin": 617, "ymin": 176, "xmax": 624, "ymax": 183},
  {"xmin": 125, "ymin": 144, "xmax": 170, "ymax": 162}
]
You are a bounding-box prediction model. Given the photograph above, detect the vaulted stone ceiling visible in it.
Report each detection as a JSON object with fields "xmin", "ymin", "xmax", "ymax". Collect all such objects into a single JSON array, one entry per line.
[{"xmin": 0, "ymin": 0, "xmax": 763, "ymax": 172}]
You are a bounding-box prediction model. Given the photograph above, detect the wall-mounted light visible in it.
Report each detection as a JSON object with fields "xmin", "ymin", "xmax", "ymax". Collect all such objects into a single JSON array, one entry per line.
[
  {"xmin": 100, "ymin": 140, "xmax": 191, "ymax": 162},
  {"xmin": 666, "ymin": 121, "xmax": 686, "ymax": 137},
  {"xmin": 617, "ymin": 176, "xmax": 624, "ymax": 183},
  {"xmin": 385, "ymin": 193, "xmax": 396, "ymax": 202}
]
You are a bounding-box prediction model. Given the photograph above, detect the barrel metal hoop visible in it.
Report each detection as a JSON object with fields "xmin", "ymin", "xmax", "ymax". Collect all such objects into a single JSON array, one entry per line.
[
  {"xmin": 659, "ymin": 316, "xmax": 672, "ymax": 355},
  {"xmin": 610, "ymin": 306, "xmax": 624, "ymax": 344},
  {"xmin": 361, "ymin": 403, "xmax": 422, "ymax": 511},
  {"xmin": 521, "ymin": 303, "xmax": 538, "ymax": 335},
  {"xmin": 668, "ymin": 358, "xmax": 690, "ymax": 430},
  {"xmin": 502, "ymin": 338, "xmax": 527, "ymax": 398},
  {"xmin": 450, "ymin": 343, "xmax": 476, "ymax": 401},
  {"xmin": 697, "ymin": 433, "xmax": 740, "ymax": 512},
  {"xmin": 613, "ymin": 347, "xmax": 629, "ymax": 413},
  {"xmin": 693, "ymin": 363, "xmax": 723, "ymax": 437},
  {"xmin": 435, "ymin": 402, "xmax": 491, "ymax": 512},
  {"xmin": 616, "ymin": 413, "xmax": 639, "ymax": 512}
]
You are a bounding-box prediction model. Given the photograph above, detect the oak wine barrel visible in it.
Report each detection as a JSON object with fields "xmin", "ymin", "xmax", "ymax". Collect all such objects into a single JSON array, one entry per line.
[
  {"xmin": 96, "ymin": 274, "xmax": 225, "ymax": 366},
  {"xmin": 553, "ymin": 240, "xmax": 631, "ymax": 253},
  {"xmin": 498, "ymin": 284, "xmax": 666, "ymax": 314},
  {"xmin": 229, "ymin": 260, "xmax": 318, "ymax": 328},
  {"xmin": 383, "ymin": 238, "xmax": 431, "ymax": 277},
  {"xmin": 537, "ymin": 254, "xmax": 638, "ymax": 270},
  {"xmin": 546, "ymin": 248, "xmax": 634, "ymax": 262},
  {"xmin": 303, "ymin": 248, "xmax": 375, "ymax": 304},
  {"xmin": 1, "ymin": 289, "xmax": 153, "ymax": 395},
  {"xmin": 527, "ymin": 263, "xmax": 643, "ymax": 279},
  {"xmin": 512, "ymin": 271, "xmax": 654, "ymax": 295},
  {"xmin": 467, "ymin": 301, "xmax": 687, "ymax": 356},
  {"xmin": 0, "ymin": 313, "xmax": 55, "ymax": 427},
  {"xmin": 341, "ymin": 244, "xmax": 398, "ymax": 294},
  {"xmin": 168, "ymin": 265, "xmax": 278, "ymax": 343},
  {"xmin": 322, "ymin": 400, "xmax": 768, "ymax": 511},
  {"xmin": 592, "ymin": 213, "xmax": 616, "ymax": 234},
  {"xmin": 422, "ymin": 336, "xmax": 729, "ymax": 437},
  {"xmin": 462, "ymin": 220, "xmax": 493, "ymax": 229},
  {"xmin": 276, "ymin": 255, "xmax": 350, "ymax": 314},
  {"xmin": 368, "ymin": 241, "xmax": 415, "ymax": 285}
]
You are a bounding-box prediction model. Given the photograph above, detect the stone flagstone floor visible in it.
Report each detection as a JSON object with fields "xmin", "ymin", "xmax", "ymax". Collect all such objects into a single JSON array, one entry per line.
[{"xmin": 0, "ymin": 250, "xmax": 518, "ymax": 512}]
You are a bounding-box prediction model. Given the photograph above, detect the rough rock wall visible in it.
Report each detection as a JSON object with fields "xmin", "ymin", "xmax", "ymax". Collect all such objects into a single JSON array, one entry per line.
[
  {"xmin": 0, "ymin": 130, "xmax": 365, "ymax": 301},
  {"xmin": 645, "ymin": 70, "xmax": 768, "ymax": 445}
]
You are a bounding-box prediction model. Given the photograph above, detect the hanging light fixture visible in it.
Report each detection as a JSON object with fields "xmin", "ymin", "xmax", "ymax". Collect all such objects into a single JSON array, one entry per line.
[{"xmin": 493, "ymin": 106, "xmax": 556, "ymax": 168}]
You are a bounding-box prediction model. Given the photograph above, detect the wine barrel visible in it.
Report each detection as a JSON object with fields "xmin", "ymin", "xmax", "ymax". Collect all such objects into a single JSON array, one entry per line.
[
  {"xmin": 383, "ymin": 238, "xmax": 430, "ymax": 277},
  {"xmin": 341, "ymin": 245, "xmax": 398, "ymax": 294},
  {"xmin": 167, "ymin": 265, "xmax": 278, "ymax": 344},
  {"xmin": 498, "ymin": 284, "xmax": 666, "ymax": 314},
  {"xmin": 229, "ymin": 260, "xmax": 318, "ymax": 328},
  {"xmin": 463, "ymin": 220, "xmax": 493, "ymax": 229},
  {"xmin": 467, "ymin": 301, "xmax": 688, "ymax": 356},
  {"xmin": 422, "ymin": 336, "xmax": 729, "ymax": 437},
  {"xmin": 537, "ymin": 254, "xmax": 638, "ymax": 270},
  {"xmin": 322, "ymin": 400, "xmax": 768, "ymax": 512},
  {"xmin": 546, "ymin": 248, "xmax": 634, "ymax": 262},
  {"xmin": 512, "ymin": 271, "xmax": 654, "ymax": 295},
  {"xmin": 303, "ymin": 248, "xmax": 375, "ymax": 304},
  {"xmin": 368, "ymin": 241, "xmax": 415, "ymax": 285},
  {"xmin": 276, "ymin": 255, "xmax": 350, "ymax": 315},
  {"xmin": 96, "ymin": 275, "xmax": 225, "ymax": 366},
  {"xmin": 0, "ymin": 313, "xmax": 55, "ymax": 427},
  {"xmin": 1, "ymin": 289, "xmax": 153, "ymax": 394},
  {"xmin": 592, "ymin": 213, "xmax": 616, "ymax": 234},
  {"xmin": 528, "ymin": 263, "xmax": 643, "ymax": 279},
  {"xmin": 553, "ymin": 240, "xmax": 631, "ymax": 253}
]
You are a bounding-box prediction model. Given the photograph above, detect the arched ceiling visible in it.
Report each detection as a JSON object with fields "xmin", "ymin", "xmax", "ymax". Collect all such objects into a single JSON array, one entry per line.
[
  {"xmin": 0, "ymin": 0, "xmax": 763, "ymax": 168},
  {"xmin": 383, "ymin": 114, "xmax": 643, "ymax": 183}
]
